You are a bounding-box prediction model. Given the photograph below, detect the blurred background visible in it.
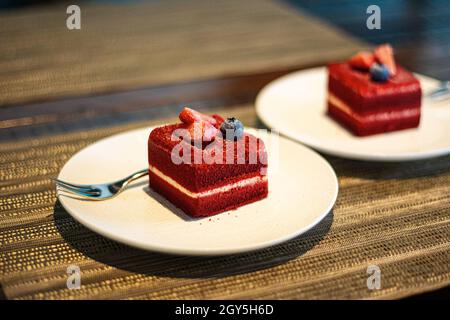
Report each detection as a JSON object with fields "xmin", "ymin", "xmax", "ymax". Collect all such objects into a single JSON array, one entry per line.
[
  {"xmin": 1, "ymin": 0, "xmax": 449, "ymax": 138},
  {"xmin": 2, "ymin": 0, "xmax": 449, "ymax": 77},
  {"xmin": 289, "ymin": 0, "xmax": 450, "ymax": 79},
  {"xmin": 1, "ymin": 0, "xmax": 449, "ymax": 139}
]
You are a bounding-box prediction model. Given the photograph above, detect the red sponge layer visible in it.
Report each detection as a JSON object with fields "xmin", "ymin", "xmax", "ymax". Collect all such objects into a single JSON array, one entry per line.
[
  {"xmin": 148, "ymin": 124, "xmax": 267, "ymax": 193},
  {"xmin": 149, "ymin": 170, "xmax": 268, "ymax": 217},
  {"xmin": 328, "ymin": 100, "xmax": 420, "ymax": 136}
]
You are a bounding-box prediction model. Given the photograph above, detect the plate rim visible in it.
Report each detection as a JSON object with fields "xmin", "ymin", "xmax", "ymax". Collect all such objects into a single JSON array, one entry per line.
[
  {"xmin": 255, "ymin": 66, "xmax": 450, "ymax": 162},
  {"xmin": 57, "ymin": 126, "xmax": 339, "ymax": 256}
]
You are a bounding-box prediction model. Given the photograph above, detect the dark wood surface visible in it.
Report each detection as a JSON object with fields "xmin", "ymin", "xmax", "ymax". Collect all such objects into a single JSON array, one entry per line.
[
  {"xmin": 2, "ymin": 1, "xmax": 449, "ymax": 141},
  {"xmin": 0, "ymin": 62, "xmax": 326, "ymax": 141},
  {"xmin": 0, "ymin": 0, "xmax": 363, "ymax": 107}
]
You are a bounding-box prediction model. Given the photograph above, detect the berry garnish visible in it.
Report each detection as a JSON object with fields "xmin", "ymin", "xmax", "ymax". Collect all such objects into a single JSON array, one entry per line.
[
  {"xmin": 370, "ymin": 64, "xmax": 390, "ymax": 82},
  {"xmin": 220, "ymin": 117, "xmax": 244, "ymax": 140},
  {"xmin": 187, "ymin": 121, "xmax": 218, "ymax": 142},
  {"xmin": 348, "ymin": 51, "xmax": 375, "ymax": 70},
  {"xmin": 374, "ymin": 44, "xmax": 396, "ymax": 76},
  {"xmin": 179, "ymin": 107, "xmax": 217, "ymax": 125},
  {"xmin": 211, "ymin": 114, "xmax": 225, "ymax": 128}
]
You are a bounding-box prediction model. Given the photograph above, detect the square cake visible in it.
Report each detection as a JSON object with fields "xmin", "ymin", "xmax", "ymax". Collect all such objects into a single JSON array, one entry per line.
[
  {"xmin": 148, "ymin": 108, "xmax": 268, "ymax": 217},
  {"xmin": 327, "ymin": 44, "xmax": 422, "ymax": 136}
]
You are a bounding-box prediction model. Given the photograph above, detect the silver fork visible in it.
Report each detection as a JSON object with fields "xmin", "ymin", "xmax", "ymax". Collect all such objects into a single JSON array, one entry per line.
[
  {"xmin": 55, "ymin": 168, "xmax": 148, "ymax": 200},
  {"xmin": 428, "ymin": 81, "xmax": 450, "ymax": 101}
]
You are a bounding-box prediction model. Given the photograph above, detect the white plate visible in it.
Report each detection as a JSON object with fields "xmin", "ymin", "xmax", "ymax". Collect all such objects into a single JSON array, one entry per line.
[
  {"xmin": 57, "ymin": 127, "xmax": 338, "ymax": 256},
  {"xmin": 256, "ymin": 67, "xmax": 450, "ymax": 161}
]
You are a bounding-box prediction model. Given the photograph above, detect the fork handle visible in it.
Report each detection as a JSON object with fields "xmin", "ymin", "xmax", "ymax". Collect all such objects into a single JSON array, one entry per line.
[{"xmin": 125, "ymin": 168, "xmax": 149, "ymax": 183}]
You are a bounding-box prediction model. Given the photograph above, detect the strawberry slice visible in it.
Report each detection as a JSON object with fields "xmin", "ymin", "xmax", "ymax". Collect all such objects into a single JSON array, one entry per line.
[
  {"xmin": 179, "ymin": 107, "xmax": 217, "ymax": 125},
  {"xmin": 348, "ymin": 51, "xmax": 375, "ymax": 70},
  {"xmin": 374, "ymin": 44, "xmax": 396, "ymax": 75},
  {"xmin": 179, "ymin": 107, "xmax": 199, "ymax": 123},
  {"xmin": 211, "ymin": 114, "xmax": 225, "ymax": 128},
  {"xmin": 187, "ymin": 121, "xmax": 218, "ymax": 142}
]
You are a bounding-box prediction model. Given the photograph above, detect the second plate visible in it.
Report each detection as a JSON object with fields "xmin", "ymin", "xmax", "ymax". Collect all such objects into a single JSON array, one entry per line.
[{"xmin": 256, "ymin": 67, "xmax": 450, "ymax": 161}]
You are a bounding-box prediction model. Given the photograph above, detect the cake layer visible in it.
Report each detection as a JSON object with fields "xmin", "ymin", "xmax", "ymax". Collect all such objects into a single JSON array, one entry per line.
[
  {"xmin": 328, "ymin": 94, "xmax": 420, "ymax": 122},
  {"xmin": 149, "ymin": 165, "xmax": 266, "ymax": 198},
  {"xmin": 149, "ymin": 169, "xmax": 268, "ymax": 217},
  {"xmin": 328, "ymin": 96, "xmax": 420, "ymax": 136},
  {"xmin": 328, "ymin": 63, "xmax": 421, "ymax": 113},
  {"xmin": 148, "ymin": 124, "xmax": 267, "ymax": 193}
]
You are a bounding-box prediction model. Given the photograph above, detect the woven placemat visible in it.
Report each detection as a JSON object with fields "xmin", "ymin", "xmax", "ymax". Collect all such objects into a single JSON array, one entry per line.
[
  {"xmin": 1, "ymin": 105, "xmax": 449, "ymax": 300},
  {"xmin": 0, "ymin": 0, "xmax": 365, "ymax": 106}
]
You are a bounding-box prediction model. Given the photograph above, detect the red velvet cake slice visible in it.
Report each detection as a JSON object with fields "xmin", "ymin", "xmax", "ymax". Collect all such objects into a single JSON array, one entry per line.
[
  {"xmin": 148, "ymin": 108, "xmax": 268, "ymax": 217},
  {"xmin": 327, "ymin": 44, "xmax": 422, "ymax": 136}
]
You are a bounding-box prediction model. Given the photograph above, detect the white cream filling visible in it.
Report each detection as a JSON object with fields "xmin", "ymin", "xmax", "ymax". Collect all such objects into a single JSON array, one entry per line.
[
  {"xmin": 149, "ymin": 165, "xmax": 267, "ymax": 199},
  {"xmin": 328, "ymin": 93, "xmax": 420, "ymax": 123}
]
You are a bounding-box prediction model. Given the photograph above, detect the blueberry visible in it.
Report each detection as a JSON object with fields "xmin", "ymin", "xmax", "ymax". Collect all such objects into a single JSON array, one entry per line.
[
  {"xmin": 370, "ymin": 63, "xmax": 390, "ymax": 82},
  {"xmin": 220, "ymin": 117, "xmax": 244, "ymax": 140}
]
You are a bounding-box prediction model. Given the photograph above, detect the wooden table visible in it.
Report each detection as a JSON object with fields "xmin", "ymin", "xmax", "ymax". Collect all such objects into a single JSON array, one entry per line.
[{"xmin": 0, "ymin": 0, "xmax": 449, "ymax": 300}]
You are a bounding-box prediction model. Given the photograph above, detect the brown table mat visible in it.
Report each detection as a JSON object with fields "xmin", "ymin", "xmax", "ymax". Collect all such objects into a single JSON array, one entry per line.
[
  {"xmin": 1, "ymin": 105, "xmax": 449, "ymax": 300},
  {"xmin": 0, "ymin": 0, "xmax": 365, "ymax": 106}
]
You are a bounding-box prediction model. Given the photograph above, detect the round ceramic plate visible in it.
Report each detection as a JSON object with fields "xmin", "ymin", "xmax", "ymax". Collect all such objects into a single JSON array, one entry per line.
[
  {"xmin": 57, "ymin": 127, "xmax": 338, "ymax": 256},
  {"xmin": 256, "ymin": 67, "xmax": 450, "ymax": 161}
]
